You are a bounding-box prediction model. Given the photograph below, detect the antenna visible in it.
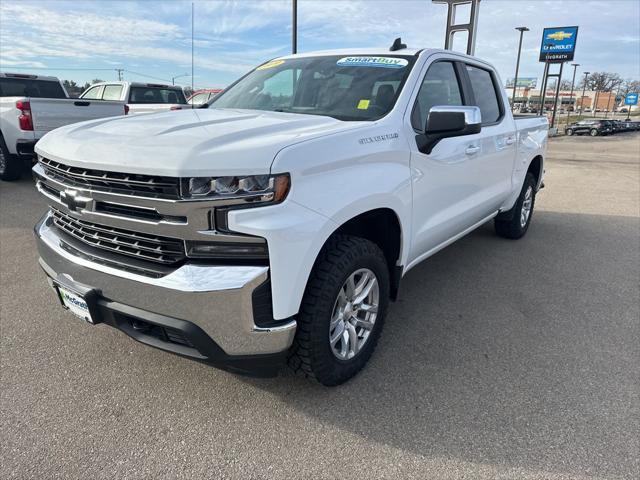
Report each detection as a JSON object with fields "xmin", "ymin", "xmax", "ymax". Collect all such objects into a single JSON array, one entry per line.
[
  {"xmin": 432, "ymin": 0, "xmax": 481, "ymax": 56},
  {"xmin": 389, "ymin": 38, "xmax": 407, "ymax": 51}
]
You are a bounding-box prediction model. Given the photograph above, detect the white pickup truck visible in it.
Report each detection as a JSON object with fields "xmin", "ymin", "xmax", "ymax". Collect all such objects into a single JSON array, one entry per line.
[
  {"xmin": 33, "ymin": 46, "xmax": 547, "ymax": 385},
  {"xmin": 0, "ymin": 73, "xmax": 126, "ymax": 180},
  {"xmin": 79, "ymin": 81, "xmax": 188, "ymax": 116}
]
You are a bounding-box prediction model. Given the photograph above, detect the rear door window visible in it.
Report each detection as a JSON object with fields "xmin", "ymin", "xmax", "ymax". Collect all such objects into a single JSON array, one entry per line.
[
  {"xmin": 102, "ymin": 85, "xmax": 123, "ymax": 101},
  {"xmin": 465, "ymin": 64, "xmax": 502, "ymax": 125}
]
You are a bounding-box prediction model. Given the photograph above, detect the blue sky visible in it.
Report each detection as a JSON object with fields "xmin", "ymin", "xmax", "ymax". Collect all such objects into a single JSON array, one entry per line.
[{"xmin": 1, "ymin": 0, "xmax": 638, "ymax": 90}]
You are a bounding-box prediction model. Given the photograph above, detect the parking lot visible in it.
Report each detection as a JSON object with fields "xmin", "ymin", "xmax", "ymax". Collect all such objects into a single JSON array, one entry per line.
[{"xmin": 1, "ymin": 133, "xmax": 638, "ymax": 479}]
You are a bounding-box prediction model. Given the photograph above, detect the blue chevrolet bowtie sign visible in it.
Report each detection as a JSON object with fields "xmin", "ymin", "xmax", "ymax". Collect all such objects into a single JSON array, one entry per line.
[
  {"xmin": 539, "ymin": 26, "xmax": 579, "ymax": 63},
  {"xmin": 625, "ymin": 93, "xmax": 638, "ymax": 106}
]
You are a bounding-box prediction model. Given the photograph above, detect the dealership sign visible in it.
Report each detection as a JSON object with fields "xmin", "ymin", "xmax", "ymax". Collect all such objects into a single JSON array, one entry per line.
[
  {"xmin": 506, "ymin": 77, "xmax": 538, "ymax": 88},
  {"xmin": 624, "ymin": 93, "xmax": 638, "ymax": 105},
  {"xmin": 539, "ymin": 26, "xmax": 579, "ymax": 62}
]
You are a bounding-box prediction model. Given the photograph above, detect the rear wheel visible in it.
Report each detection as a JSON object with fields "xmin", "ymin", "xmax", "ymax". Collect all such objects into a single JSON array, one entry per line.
[
  {"xmin": 0, "ymin": 136, "xmax": 22, "ymax": 181},
  {"xmin": 566, "ymin": 128, "xmax": 574, "ymax": 136},
  {"xmin": 495, "ymin": 173, "xmax": 536, "ymax": 240},
  {"xmin": 288, "ymin": 235, "xmax": 389, "ymax": 386},
  {"xmin": 590, "ymin": 128, "xmax": 598, "ymax": 137}
]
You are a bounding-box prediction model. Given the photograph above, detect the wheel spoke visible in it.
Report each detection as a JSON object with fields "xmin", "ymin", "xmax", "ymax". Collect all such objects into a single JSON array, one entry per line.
[
  {"xmin": 346, "ymin": 322, "xmax": 358, "ymax": 354},
  {"xmin": 341, "ymin": 329, "xmax": 350, "ymax": 357},
  {"xmin": 353, "ymin": 275, "xmax": 376, "ymax": 305},
  {"xmin": 353, "ymin": 318, "xmax": 374, "ymax": 330},
  {"xmin": 359, "ymin": 303, "xmax": 378, "ymax": 314},
  {"xmin": 353, "ymin": 271, "xmax": 371, "ymax": 297},
  {"xmin": 330, "ymin": 320, "xmax": 345, "ymax": 346}
]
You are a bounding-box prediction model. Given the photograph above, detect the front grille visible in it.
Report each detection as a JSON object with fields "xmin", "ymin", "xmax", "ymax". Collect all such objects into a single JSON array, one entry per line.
[
  {"xmin": 51, "ymin": 208, "xmax": 186, "ymax": 265},
  {"xmin": 40, "ymin": 157, "xmax": 181, "ymax": 199}
]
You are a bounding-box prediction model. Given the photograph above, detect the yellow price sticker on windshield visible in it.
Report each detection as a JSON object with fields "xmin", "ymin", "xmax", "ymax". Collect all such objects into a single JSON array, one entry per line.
[
  {"xmin": 357, "ymin": 99, "xmax": 370, "ymax": 110},
  {"xmin": 257, "ymin": 59, "xmax": 285, "ymax": 70}
]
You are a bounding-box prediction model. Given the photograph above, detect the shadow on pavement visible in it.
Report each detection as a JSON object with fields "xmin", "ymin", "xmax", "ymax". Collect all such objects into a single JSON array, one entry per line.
[{"xmin": 241, "ymin": 209, "xmax": 639, "ymax": 479}]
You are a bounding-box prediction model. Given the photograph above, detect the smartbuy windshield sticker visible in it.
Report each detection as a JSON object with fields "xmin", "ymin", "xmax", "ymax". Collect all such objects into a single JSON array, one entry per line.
[
  {"xmin": 337, "ymin": 57, "xmax": 409, "ymax": 69},
  {"xmin": 256, "ymin": 59, "xmax": 285, "ymax": 70}
]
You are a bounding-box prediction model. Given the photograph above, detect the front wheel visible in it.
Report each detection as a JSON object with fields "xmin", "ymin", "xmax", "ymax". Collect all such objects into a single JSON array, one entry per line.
[
  {"xmin": 288, "ymin": 235, "xmax": 389, "ymax": 386},
  {"xmin": 566, "ymin": 128, "xmax": 574, "ymax": 136},
  {"xmin": 590, "ymin": 129, "xmax": 598, "ymax": 137},
  {"xmin": 494, "ymin": 173, "xmax": 536, "ymax": 240}
]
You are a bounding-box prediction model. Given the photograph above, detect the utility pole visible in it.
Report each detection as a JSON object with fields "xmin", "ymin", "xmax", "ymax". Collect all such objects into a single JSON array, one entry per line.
[
  {"xmin": 292, "ymin": 0, "xmax": 297, "ymax": 54},
  {"xmin": 567, "ymin": 63, "xmax": 579, "ymax": 120},
  {"xmin": 116, "ymin": 68, "xmax": 124, "ymax": 81},
  {"xmin": 511, "ymin": 26, "xmax": 529, "ymax": 111},
  {"xmin": 579, "ymin": 71, "xmax": 590, "ymax": 118}
]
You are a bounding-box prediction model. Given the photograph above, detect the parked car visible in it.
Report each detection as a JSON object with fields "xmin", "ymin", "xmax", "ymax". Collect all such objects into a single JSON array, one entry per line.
[
  {"xmin": 0, "ymin": 72, "xmax": 126, "ymax": 181},
  {"xmin": 188, "ymin": 89, "xmax": 223, "ymax": 106},
  {"xmin": 79, "ymin": 81, "xmax": 188, "ymax": 115},
  {"xmin": 33, "ymin": 45, "xmax": 548, "ymax": 385},
  {"xmin": 565, "ymin": 119, "xmax": 613, "ymax": 136}
]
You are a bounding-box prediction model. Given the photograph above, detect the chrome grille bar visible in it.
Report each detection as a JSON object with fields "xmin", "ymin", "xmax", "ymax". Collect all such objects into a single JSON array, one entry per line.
[
  {"xmin": 40, "ymin": 157, "xmax": 181, "ymax": 199},
  {"xmin": 51, "ymin": 208, "xmax": 185, "ymax": 265}
]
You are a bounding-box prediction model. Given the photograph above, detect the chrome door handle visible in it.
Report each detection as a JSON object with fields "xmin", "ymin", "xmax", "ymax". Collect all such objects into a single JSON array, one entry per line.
[
  {"xmin": 505, "ymin": 137, "xmax": 516, "ymax": 145},
  {"xmin": 465, "ymin": 145, "xmax": 480, "ymax": 155}
]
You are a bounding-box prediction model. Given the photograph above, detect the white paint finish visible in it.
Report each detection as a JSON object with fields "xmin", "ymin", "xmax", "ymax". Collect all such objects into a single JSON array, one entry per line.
[{"xmin": 32, "ymin": 48, "xmax": 548, "ymax": 324}]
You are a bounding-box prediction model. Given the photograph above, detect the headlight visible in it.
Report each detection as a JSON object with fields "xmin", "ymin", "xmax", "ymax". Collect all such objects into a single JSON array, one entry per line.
[{"xmin": 183, "ymin": 173, "xmax": 290, "ymax": 203}]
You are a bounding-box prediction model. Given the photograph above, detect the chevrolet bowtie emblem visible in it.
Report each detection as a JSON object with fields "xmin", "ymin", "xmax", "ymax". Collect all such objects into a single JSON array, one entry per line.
[{"xmin": 60, "ymin": 189, "xmax": 90, "ymax": 212}]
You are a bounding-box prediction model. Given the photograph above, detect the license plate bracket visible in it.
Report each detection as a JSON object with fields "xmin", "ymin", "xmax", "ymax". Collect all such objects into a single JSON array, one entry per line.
[{"xmin": 49, "ymin": 276, "xmax": 102, "ymax": 325}]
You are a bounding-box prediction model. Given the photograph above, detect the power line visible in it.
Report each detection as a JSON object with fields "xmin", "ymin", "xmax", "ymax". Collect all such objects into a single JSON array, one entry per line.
[{"xmin": 1, "ymin": 67, "xmax": 117, "ymax": 71}]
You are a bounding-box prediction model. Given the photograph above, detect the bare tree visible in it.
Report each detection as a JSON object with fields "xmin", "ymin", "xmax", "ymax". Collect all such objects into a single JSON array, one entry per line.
[
  {"xmin": 579, "ymin": 72, "xmax": 623, "ymax": 91},
  {"xmin": 559, "ymin": 79, "xmax": 574, "ymax": 90},
  {"xmin": 620, "ymin": 79, "xmax": 640, "ymax": 96}
]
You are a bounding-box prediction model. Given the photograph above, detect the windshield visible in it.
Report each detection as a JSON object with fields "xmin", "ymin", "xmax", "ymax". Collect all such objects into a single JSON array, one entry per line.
[{"xmin": 209, "ymin": 55, "xmax": 415, "ymax": 121}]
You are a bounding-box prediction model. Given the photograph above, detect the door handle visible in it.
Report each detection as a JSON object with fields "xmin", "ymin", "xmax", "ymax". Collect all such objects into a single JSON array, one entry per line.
[
  {"xmin": 505, "ymin": 137, "xmax": 516, "ymax": 145},
  {"xmin": 465, "ymin": 145, "xmax": 480, "ymax": 155}
]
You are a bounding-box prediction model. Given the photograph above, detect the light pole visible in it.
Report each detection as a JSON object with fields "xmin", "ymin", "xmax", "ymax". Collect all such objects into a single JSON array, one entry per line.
[
  {"xmin": 172, "ymin": 73, "xmax": 190, "ymax": 85},
  {"xmin": 567, "ymin": 63, "xmax": 579, "ymax": 121},
  {"xmin": 579, "ymin": 71, "xmax": 590, "ymax": 118},
  {"xmin": 292, "ymin": 0, "xmax": 297, "ymax": 54},
  {"xmin": 511, "ymin": 26, "xmax": 529, "ymax": 111}
]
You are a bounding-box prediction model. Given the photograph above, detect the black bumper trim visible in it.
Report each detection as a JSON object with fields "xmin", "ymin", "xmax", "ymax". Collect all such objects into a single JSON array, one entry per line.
[{"xmin": 85, "ymin": 294, "xmax": 286, "ymax": 377}]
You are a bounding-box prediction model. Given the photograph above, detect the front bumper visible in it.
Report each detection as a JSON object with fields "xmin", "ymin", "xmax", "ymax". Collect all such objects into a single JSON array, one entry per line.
[{"xmin": 35, "ymin": 212, "xmax": 296, "ymax": 375}]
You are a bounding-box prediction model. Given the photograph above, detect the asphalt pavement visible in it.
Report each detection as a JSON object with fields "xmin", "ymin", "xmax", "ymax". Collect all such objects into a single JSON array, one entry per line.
[{"xmin": 1, "ymin": 133, "xmax": 639, "ymax": 480}]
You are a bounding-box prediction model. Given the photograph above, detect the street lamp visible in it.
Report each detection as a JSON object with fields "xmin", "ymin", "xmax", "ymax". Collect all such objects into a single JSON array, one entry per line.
[
  {"xmin": 567, "ymin": 63, "xmax": 579, "ymax": 119},
  {"xmin": 172, "ymin": 73, "xmax": 190, "ymax": 85},
  {"xmin": 579, "ymin": 71, "xmax": 590, "ymax": 118},
  {"xmin": 511, "ymin": 26, "xmax": 530, "ymax": 111}
]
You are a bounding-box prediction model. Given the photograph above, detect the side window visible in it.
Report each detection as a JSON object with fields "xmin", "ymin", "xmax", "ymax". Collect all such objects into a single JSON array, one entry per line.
[
  {"xmin": 189, "ymin": 93, "xmax": 208, "ymax": 105},
  {"xmin": 466, "ymin": 65, "xmax": 501, "ymax": 124},
  {"xmin": 102, "ymin": 85, "xmax": 123, "ymax": 101},
  {"xmin": 81, "ymin": 86, "xmax": 102, "ymax": 99},
  {"xmin": 411, "ymin": 62, "xmax": 463, "ymax": 130}
]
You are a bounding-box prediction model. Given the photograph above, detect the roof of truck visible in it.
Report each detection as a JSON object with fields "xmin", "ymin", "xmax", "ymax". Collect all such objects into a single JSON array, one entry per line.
[
  {"xmin": 0, "ymin": 72, "xmax": 61, "ymax": 82},
  {"xmin": 277, "ymin": 47, "xmax": 425, "ymax": 59},
  {"xmin": 275, "ymin": 47, "xmax": 488, "ymax": 65}
]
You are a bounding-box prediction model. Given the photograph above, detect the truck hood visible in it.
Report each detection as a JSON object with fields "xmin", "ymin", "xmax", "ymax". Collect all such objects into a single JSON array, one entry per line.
[{"xmin": 35, "ymin": 108, "xmax": 368, "ymax": 177}]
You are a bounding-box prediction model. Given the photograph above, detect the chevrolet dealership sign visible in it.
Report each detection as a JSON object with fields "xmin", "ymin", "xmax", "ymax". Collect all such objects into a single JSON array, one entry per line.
[{"xmin": 539, "ymin": 26, "xmax": 579, "ymax": 62}]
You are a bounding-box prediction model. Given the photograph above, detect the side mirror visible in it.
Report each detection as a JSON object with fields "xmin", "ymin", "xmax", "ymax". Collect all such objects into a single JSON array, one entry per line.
[{"xmin": 416, "ymin": 106, "xmax": 482, "ymax": 154}]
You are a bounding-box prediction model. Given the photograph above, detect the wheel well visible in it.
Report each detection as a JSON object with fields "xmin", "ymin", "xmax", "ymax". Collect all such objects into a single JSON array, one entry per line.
[
  {"xmin": 528, "ymin": 155, "xmax": 543, "ymax": 187},
  {"xmin": 332, "ymin": 208, "xmax": 402, "ymax": 300}
]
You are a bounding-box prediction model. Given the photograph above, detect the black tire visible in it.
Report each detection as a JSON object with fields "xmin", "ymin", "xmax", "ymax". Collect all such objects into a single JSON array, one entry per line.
[
  {"xmin": 590, "ymin": 128, "xmax": 598, "ymax": 137},
  {"xmin": 494, "ymin": 173, "xmax": 536, "ymax": 240},
  {"xmin": 0, "ymin": 135, "xmax": 23, "ymax": 181},
  {"xmin": 288, "ymin": 235, "xmax": 390, "ymax": 386},
  {"xmin": 566, "ymin": 128, "xmax": 574, "ymax": 136}
]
